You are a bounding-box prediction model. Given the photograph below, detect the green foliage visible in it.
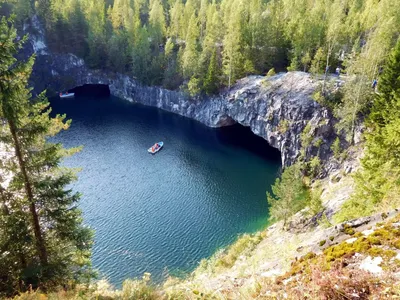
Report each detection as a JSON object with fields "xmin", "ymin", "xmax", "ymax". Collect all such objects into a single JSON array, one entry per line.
[
  {"xmin": 342, "ymin": 224, "xmax": 355, "ymax": 236},
  {"xmin": 5, "ymin": 0, "xmax": 398, "ymax": 98},
  {"xmin": 267, "ymin": 164, "xmax": 310, "ymax": 227},
  {"xmin": 334, "ymin": 76, "xmax": 374, "ymax": 144},
  {"xmin": 0, "ymin": 17, "xmax": 93, "ymax": 297},
  {"xmin": 193, "ymin": 232, "xmax": 265, "ymax": 275},
  {"xmin": 307, "ymin": 156, "xmax": 321, "ymax": 177},
  {"xmin": 214, "ymin": 233, "xmax": 264, "ymax": 269},
  {"xmin": 319, "ymin": 240, "xmax": 326, "ymax": 247},
  {"xmin": 331, "ymin": 137, "xmax": 341, "ymax": 159},
  {"xmin": 300, "ymin": 123, "xmax": 313, "ymax": 148},
  {"xmin": 121, "ymin": 273, "xmax": 157, "ymax": 300},
  {"xmin": 335, "ymin": 40, "xmax": 400, "ymax": 223},
  {"xmin": 310, "ymin": 48, "xmax": 325, "ymax": 75},
  {"xmin": 187, "ymin": 76, "xmax": 201, "ymax": 97},
  {"xmin": 266, "ymin": 68, "xmax": 276, "ymax": 77},
  {"xmin": 203, "ymin": 48, "xmax": 221, "ymax": 95},
  {"xmin": 277, "ymin": 119, "xmax": 290, "ymax": 134},
  {"xmin": 305, "ymin": 188, "xmax": 323, "ymax": 217}
]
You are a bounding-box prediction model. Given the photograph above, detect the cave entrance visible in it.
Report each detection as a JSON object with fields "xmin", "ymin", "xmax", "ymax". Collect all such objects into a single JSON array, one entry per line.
[
  {"xmin": 69, "ymin": 84, "xmax": 110, "ymax": 97},
  {"xmin": 216, "ymin": 123, "xmax": 281, "ymax": 163}
]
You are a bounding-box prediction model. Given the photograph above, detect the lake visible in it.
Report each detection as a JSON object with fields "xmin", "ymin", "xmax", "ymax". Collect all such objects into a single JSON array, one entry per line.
[{"xmin": 50, "ymin": 94, "xmax": 281, "ymax": 286}]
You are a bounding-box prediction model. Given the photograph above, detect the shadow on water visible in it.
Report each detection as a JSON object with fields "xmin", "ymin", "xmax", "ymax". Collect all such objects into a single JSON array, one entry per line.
[
  {"xmin": 69, "ymin": 84, "xmax": 110, "ymax": 97},
  {"xmin": 215, "ymin": 124, "xmax": 281, "ymax": 163},
  {"xmin": 49, "ymin": 87, "xmax": 283, "ymax": 285},
  {"xmin": 64, "ymin": 84, "xmax": 281, "ymax": 165}
]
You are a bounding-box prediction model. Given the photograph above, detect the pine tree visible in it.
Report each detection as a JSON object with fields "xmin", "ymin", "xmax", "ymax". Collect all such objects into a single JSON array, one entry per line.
[
  {"xmin": 132, "ymin": 26, "xmax": 152, "ymax": 83},
  {"xmin": 163, "ymin": 38, "xmax": 182, "ymax": 89},
  {"xmin": 85, "ymin": 0, "xmax": 108, "ymax": 68},
  {"xmin": 334, "ymin": 40, "xmax": 400, "ymax": 222},
  {"xmin": 168, "ymin": 0, "xmax": 185, "ymax": 39},
  {"xmin": 0, "ymin": 18, "xmax": 93, "ymax": 295},
  {"xmin": 222, "ymin": 0, "xmax": 246, "ymax": 88},
  {"xmin": 203, "ymin": 48, "xmax": 220, "ymax": 94},
  {"xmin": 149, "ymin": 0, "xmax": 166, "ymax": 46},
  {"xmin": 181, "ymin": 13, "xmax": 200, "ymax": 79},
  {"xmin": 267, "ymin": 164, "xmax": 309, "ymax": 227},
  {"xmin": 369, "ymin": 39, "xmax": 400, "ymax": 127}
]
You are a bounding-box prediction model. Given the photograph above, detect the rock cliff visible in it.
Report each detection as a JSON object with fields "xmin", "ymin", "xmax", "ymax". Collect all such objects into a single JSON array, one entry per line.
[{"xmin": 25, "ymin": 16, "xmax": 339, "ymax": 172}]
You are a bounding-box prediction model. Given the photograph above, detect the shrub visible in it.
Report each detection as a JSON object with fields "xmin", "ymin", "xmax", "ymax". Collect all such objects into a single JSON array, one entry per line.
[
  {"xmin": 331, "ymin": 137, "xmax": 341, "ymax": 159},
  {"xmin": 319, "ymin": 240, "xmax": 326, "ymax": 247},
  {"xmin": 121, "ymin": 273, "xmax": 157, "ymax": 300},
  {"xmin": 307, "ymin": 156, "xmax": 321, "ymax": 177},
  {"xmin": 266, "ymin": 68, "xmax": 276, "ymax": 76},
  {"xmin": 342, "ymin": 224, "xmax": 355, "ymax": 235},
  {"xmin": 278, "ymin": 119, "xmax": 290, "ymax": 133},
  {"xmin": 300, "ymin": 123, "xmax": 313, "ymax": 148}
]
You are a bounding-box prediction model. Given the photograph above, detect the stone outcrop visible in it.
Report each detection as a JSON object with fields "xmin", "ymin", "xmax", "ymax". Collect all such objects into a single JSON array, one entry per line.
[{"xmin": 24, "ymin": 16, "xmax": 339, "ymax": 172}]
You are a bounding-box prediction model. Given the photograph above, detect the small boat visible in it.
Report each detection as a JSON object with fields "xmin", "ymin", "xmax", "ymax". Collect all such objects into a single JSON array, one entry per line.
[
  {"xmin": 59, "ymin": 92, "xmax": 75, "ymax": 98},
  {"xmin": 148, "ymin": 142, "xmax": 164, "ymax": 154}
]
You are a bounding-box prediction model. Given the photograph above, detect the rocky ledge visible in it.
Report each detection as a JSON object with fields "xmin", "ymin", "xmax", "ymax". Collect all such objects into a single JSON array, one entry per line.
[{"xmin": 25, "ymin": 16, "xmax": 339, "ymax": 173}]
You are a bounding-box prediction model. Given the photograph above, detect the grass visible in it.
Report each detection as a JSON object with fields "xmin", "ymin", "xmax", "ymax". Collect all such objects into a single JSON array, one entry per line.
[
  {"xmin": 193, "ymin": 232, "xmax": 266, "ymax": 276},
  {"xmin": 13, "ymin": 215, "xmax": 400, "ymax": 300}
]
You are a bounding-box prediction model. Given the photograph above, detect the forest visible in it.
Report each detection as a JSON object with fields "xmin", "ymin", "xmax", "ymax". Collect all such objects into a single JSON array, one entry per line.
[
  {"xmin": 1, "ymin": 0, "xmax": 400, "ymax": 297},
  {"xmin": 2, "ymin": 0, "xmax": 399, "ymax": 95}
]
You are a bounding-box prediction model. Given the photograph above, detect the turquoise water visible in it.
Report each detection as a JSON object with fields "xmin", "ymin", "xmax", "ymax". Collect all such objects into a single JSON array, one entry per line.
[{"xmin": 50, "ymin": 95, "xmax": 281, "ymax": 286}]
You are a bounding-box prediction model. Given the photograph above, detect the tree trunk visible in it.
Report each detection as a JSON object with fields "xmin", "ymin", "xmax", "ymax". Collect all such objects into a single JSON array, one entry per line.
[
  {"xmin": 322, "ymin": 46, "xmax": 331, "ymax": 95},
  {"xmin": 228, "ymin": 59, "xmax": 232, "ymax": 89},
  {"xmin": 8, "ymin": 120, "xmax": 48, "ymax": 266}
]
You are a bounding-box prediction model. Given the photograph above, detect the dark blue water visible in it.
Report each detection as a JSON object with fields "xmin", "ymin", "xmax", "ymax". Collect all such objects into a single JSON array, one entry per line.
[{"xmin": 50, "ymin": 95, "xmax": 281, "ymax": 286}]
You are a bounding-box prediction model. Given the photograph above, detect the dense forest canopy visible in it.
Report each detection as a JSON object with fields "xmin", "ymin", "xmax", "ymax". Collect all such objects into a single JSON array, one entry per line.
[{"xmin": 2, "ymin": 0, "xmax": 400, "ymax": 96}]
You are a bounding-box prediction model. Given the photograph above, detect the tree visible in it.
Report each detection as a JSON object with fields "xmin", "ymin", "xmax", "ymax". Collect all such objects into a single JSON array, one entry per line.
[
  {"xmin": 85, "ymin": 0, "xmax": 108, "ymax": 68},
  {"xmin": 132, "ymin": 26, "xmax": 152, "ymax": 83},
  {"xmin": 222, "ymin": 0, "xmax": 246, "ymax": 88},
  {"xmin": 181, "ymin": 13, "xmax": 200, "ymax": 79},
  {"xmin": 149, "ymin": 0, "xmax": 166, "ymax": 47},
  {"xmin": 163, "ymin": 38, "xmax": 182, "ymax": 89},
  {"xmin": 0, "ymin": 18, "xmax": 93, "ymax": 296},
  {"xmin": 334, "ymin": 40, "xmax": 400, "ymax": 222},
  {"xmin": 267, "ymin": 164, "xmax": 309, "ymax": 227},
  {"xmin": 310, "ymin": 47, "xmax": 325, "ymax": 74},
  {"xmin": 203, "ymin": 47, "xmax": 220, "ymax": 94}
]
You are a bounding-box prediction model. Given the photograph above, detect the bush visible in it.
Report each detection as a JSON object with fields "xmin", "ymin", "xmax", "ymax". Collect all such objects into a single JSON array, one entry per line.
[
  {"xmin": 300, "ymin": 123, "xmax": 313, "ymax": 148},
  {"xmin": 278, "ymin": 119, "xmax": 290, "ymax": 133},
  {"xmin": 266, "ymin": 68, "xmax": 276, "ymax": 76},
  {"xmin": 307, "ymin": 156, "xmax": 321, "ymax": 177},
  {"xmin": 121, "ymin": 273, "xmax": 157, "ymax": 300},
  {"xmin": 215, "ymin": 233, "xmax": 264, "ymax": 269},
  {"xmin": 331, "ymin": 137, "xmax": 341, "ymax": 159}
]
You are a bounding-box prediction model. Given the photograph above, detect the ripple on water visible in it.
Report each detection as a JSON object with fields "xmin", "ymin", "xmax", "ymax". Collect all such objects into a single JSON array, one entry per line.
[{"xmin": 50, "ymin": 95, "xmax": 280, "ymax": 285}]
